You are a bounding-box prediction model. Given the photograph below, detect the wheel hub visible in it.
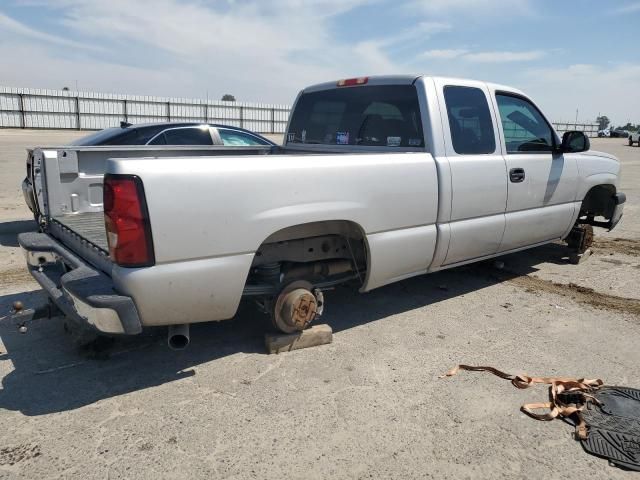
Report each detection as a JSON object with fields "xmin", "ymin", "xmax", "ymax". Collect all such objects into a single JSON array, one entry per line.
[{"xmin": 273, "ymin": 286, "xmax": 319, "ymax": 333}]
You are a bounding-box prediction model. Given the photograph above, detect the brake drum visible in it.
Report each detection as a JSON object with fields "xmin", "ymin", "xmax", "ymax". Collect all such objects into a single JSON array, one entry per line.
[{"xmin": 273, "ymin": 283, "xmax": 319, "ymax": 333}]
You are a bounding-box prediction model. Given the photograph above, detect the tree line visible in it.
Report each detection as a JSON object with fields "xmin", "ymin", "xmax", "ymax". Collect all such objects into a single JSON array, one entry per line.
[{"xmin": 597, "ymin": 115, "xmax": 639, "ymax": 132}]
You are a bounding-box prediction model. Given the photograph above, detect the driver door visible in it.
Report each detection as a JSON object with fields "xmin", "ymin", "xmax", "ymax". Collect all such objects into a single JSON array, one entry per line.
[{"xmin": 494, "ymin": 91, "xmax": 579, "ymax": 252}]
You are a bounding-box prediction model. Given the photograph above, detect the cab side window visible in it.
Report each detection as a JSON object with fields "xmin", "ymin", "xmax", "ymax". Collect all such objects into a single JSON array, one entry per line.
[
  {"xmin": 444, "ymin": 86, "xmax": 496, "ymax": 155},
  {"xmin": 496, "ymin": 94, "xmax": 554, "ymax": 153}
]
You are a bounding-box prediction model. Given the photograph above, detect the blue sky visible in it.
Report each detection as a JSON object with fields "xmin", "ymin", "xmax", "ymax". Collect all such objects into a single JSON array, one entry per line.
[{"xmin": 1, "ymin": 0, "xmax": 639, "ymax": 125}]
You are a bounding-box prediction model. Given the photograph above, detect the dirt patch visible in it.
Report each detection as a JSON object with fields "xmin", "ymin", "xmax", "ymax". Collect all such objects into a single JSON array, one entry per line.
[
  {"xmin": 599, "ymin": 258, "xmax": 628, "ymax": 266},
  {"xmin": 0, "ymin": 443, "xmax": 40, "ymax": 466},
  {"xmin": 0, "ymin": 265, "xmax": 34, "ymax": 288},
  {"xmin": 593, "ymin": 237, "xmax": 640, "ymax": 256},
  {"xmin": 505, "ymin": 274, "xmax": 640, "ymax": 316}
]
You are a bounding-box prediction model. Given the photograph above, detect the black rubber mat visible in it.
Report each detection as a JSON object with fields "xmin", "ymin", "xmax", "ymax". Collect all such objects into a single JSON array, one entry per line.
[{"xmin": 581, "ymin": 387, "xmax": 640, "ymax": 471}]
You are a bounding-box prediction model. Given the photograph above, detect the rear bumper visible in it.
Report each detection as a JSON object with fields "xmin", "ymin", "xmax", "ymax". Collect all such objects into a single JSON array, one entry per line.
[{"xmin": 18, "ymin": 232, "xmax": 142, "ymax": 335}]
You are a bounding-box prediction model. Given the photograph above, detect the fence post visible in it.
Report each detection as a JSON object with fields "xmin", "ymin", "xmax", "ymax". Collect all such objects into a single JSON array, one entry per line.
[
  {"xmin": 204, "ymin": 103, "xmax": 208, "ymax": 123},
  {"xmin": 123, "ymin": 99, "xmax": 128, "ymax": 123},
  {"xmin": 270, "ymin": 108, "xmax": 275, "ymax": 134},
  {"xmin": 239, "ymin": 106, "xmax": 244, "ymax": 128},
  {"xmin": 75, "ymin": 96, "xmax": 81, "ymax": 130},
  {"xmin": 18, "ymin": 94, "xmax": 26, "ymax": 129},
  {"xmin": 167, "ymin": 101, "xmax": 171, "ymax": 122}
]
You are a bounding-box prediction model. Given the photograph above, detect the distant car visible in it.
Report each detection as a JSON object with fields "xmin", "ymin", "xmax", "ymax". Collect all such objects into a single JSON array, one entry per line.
[
  {"xmin": 609, "ymin": 128, "xmax": 629, "ymax": 138},
  {"xmin": 71, "ymin": 122, "xmax": 276, "ymax": 147},
  {"xmin": 629, "ymin": 130, "xmax": 640, "ymax": 146},
  {"xmin": 597, "ymin": 129, "xmax": 610, "ymax": 137}
]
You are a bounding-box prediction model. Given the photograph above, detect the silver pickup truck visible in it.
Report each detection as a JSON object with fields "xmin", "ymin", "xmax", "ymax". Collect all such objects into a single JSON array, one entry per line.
[{"xmin": 18, "ymin": 75, "xmax": 625, "ymax": 349}]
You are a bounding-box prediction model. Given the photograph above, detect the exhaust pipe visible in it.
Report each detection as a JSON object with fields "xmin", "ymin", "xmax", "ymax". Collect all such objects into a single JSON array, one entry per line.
[{"xmin": 168, "ymin": 324, "xmax": 190, "ymax": 350}]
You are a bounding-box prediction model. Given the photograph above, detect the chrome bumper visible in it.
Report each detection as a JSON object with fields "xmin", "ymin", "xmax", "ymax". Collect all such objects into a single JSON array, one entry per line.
[{"xmin": 18, "ymin": 232, "xmax": 142, "ymax": 335}]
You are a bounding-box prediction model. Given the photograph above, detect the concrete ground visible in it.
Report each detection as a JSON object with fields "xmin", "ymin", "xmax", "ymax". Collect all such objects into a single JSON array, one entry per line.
[{"xmin": 0, "ymin": 130, "xmax": 639, "ymax": 479}]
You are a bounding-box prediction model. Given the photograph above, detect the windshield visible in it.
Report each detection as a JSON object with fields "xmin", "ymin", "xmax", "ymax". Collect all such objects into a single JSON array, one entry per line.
[{"xmin": 286, "ymin": 85, "xmax": 424, "ymax": 148}]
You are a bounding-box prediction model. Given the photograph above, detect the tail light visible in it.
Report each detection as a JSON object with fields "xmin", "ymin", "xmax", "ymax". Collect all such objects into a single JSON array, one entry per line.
[{"xmin": 104, "ymin": 174, "xmax": 155, "ymax": 267}]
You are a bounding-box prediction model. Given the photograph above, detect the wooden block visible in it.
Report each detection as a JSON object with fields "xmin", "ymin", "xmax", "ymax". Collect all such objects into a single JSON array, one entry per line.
[
  {"xmin": 569, "ymin": 248, "xmax": 592, "ymax": 265},
  {"xmin": 265, "ymin": 324, "xmax": 333, "ymax": 354}
]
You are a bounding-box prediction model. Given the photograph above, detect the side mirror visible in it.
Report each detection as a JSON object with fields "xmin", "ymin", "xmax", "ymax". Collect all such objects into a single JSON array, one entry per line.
[{"xmin": 561, "ymin": 130, "xmax": 590, "ymax": 153}]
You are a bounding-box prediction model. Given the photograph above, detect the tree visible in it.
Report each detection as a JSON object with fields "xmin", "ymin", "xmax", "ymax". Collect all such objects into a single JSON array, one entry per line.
[
  {"xmin": 596, "ymin": 115, "xmax": 610, "ymax": 130},
  {"xmin": 221, "ymin": 94, "xmax": 236, "ymax": 102},
  {"xmin": 62, "ymin": 87, "xmax": 70, "ymax": 91}
]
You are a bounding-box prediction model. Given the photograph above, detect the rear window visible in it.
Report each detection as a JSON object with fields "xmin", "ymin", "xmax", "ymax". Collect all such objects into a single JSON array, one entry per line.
[
  {"xmin": 71, "ymin": 126, "xmax": 166, "ymax": 146},
  {"xmin": 286, "ymin": 85, "xmax": 424, "ymax": 148},
  {"xmin": 71, "ymin": 128, "xmax": 124, "ymax": 146},
  {"xmin": 103, "ymin": 126, "xmax": 166, "ymax": 145}
]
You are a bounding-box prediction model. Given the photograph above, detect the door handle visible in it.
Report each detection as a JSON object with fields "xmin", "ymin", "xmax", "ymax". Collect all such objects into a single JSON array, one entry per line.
[{"xmin": 509, "ymin": 168, "xmax": 525, "ymax": 183}]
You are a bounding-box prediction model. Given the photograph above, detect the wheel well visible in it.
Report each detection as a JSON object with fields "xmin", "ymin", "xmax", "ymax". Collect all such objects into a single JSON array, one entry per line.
[
  {"xmin": 246, "ymin": 220, "xmax": 369, "ymax": 294},
  {"xmin": 580, "ymin": 184, "xmax": 616, "ymax": 219}
]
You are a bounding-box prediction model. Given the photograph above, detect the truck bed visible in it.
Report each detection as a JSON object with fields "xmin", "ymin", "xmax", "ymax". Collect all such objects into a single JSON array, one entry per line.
[{"xmin": 52, "ymin": 213, "xmax": 108, "ymax": 252}]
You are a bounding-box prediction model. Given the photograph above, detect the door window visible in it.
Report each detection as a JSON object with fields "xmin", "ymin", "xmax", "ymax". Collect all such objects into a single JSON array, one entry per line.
[
  {"xmin": 496, "ymin": 94, "xmax": 554, "ymax": 153},
  {"xmin": 218, "ymin": 129, "xmax": 269, "ymax": 146},
  {"xmin": 160, "ymin": 127, "xmax": 213, "ymax": 145},
  {"xmin": 443, "ymin": 86, "xmax": 496, "ymax": 155}
]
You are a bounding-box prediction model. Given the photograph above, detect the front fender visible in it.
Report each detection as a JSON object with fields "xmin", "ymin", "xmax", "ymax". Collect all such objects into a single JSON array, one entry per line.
[{"xmin": 576, "ymin": 173, "xmax": 618, "ymax": 201}]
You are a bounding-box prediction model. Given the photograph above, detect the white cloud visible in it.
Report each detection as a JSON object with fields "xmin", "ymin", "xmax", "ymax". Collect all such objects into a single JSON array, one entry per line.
[
  {"xmin": 352, "ymin": 41, "xmax": 398, "ymax": 72},
  {"xmin": 409, "ymin": 0, "xmax": 532, "ymax": 16},
  {"xmin": 0, "ymin": 0, "xmax": 398, "ymax": 103},
  {"xmin": 267, "ymin": 0, "xmax": 381, "ymax": 18},
  {"xmin": 355, "ymin": 22, "xmax": 452, "ymax": 71},
  {"xmin": 1, "ymin": 0, "xmax": 638, "ymax": 126},
  {"xmin": 383, "ymin": 21, "xmax": 452, "ymax": 44},
  {"xmin": 464, "ymin": 50, "xmax": 545, "ymax": 63},
  {"xmin": 420, "ymin": 49, "xmax": 468, "ymax": 59},
  {"xmin": 613, "ymin": 2, "xmax": 640, "ymax": 14},
  {"xmin": 0, "ymin": 11, "xmax": 100, "ymax": 51},
  {"xmin": 0, "ymin": 42, "xmax": 199, "ymax": 96},
  {"xmin": 518, "ymin": 63, "xmax": 640, "ymax": 125},
  {"xmin": 419, "ymin": 49, "xmax": 544, "ymax": 63}
]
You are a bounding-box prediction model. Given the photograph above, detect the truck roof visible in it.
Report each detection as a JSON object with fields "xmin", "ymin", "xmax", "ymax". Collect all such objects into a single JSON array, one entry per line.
[{"xmin": 302, "ymin": 75, "xmax": 525, "ymax": 97}]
